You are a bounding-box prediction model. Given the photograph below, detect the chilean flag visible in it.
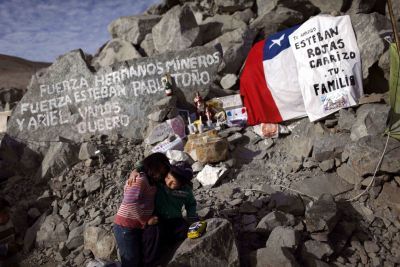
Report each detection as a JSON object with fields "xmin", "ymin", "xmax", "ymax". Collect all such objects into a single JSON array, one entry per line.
[{"xmin": 240, "ymin": 26, "xmax": 306, "ymax": 125}]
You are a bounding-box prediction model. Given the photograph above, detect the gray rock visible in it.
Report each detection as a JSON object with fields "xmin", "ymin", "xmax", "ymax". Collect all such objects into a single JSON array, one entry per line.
[
  {"xmin": 256, "ymin": 226, "xmax": 300, "ymax": 267},
  {"xmin": 269, "ymin": 192, "xmax": 305, "ymax": 216},
  {"xmin": 227, "ymin": 132, "xmax": 243, "ymax": 144},
  {"xmin": 347, "ymin": 0, "xmax": 377, "ymax": 14},
  {"xmin": 108, "ymin": 14, "xmax": 161, "ymax": 45},
  {"xmin": 378, "ymin": 49, "xmax": 390, "ymax": 81},
  {"xmin": 313, "ymin": 134, "xmax": 350, "ymax": 162},
  {"xmin": 214, "ymin": 0, "xmax": 254, "ymax": 13},
  {"xmin": 66, "ymin": 225, "xmax": 84, "ymax": 250},
  {"xmin": 305, "ymin": 194, "xmax": 338, "ymax": 241},
  {"xmin": 344, "ymin": 135, "xmax": 400, "ymax": 177},
  {"xmin": 256, "ymin": 0, "xmax": 317, "ymax": 18},
  {"xmin": 152, "ymin": 5, "xmax": 200, "ymax": 53},
  {"xmin": 218, "ymin": 126, "xmax": 243, "ymax": 138},
  {"xmin": 84, "ymin": 174, "xmax": 103, "ymax": 194},
  {"xmin": 206, "ymin": 26, "xmax": 256, "ymax": 74},
  {"xmin": 59, "ymin": 202, "xmax": 72, "ymax": 219},
  {"xmin": 386, "ymin": 0, "xmax": 400, "ymax": 25},
  {"xmin": 350, "ymin": 104, "xmax": 391, "ymax": 141},
  {"xmin": 350, "ymin": 13, "xmax": 392, "ymax": 79},
  {"xmin": 140, "ymin": 33, "xmax": 156, "ymax": 57},
  {"xmin": 220, "ymin": 74, "xmax": 238, "ymax": 90},
  {"xmin": 167, "ymin": 218, "xmax": 239, "ymax": 267},
  {"xmin": 256, "ymin": 211, "xmax": 296, "ymax": 233},
  {"xmin": 319, "ymin": 159, "xmax": 335, "ymax": 172},
  {"xmin": 200, "ymin": 15, "xmax": 247, "ymax": 44},
  {"xmin": 336, "ymin": 164, "xmax": 363, "ymax": 184},
  {"xmin": 251, "ymin": 7, "xmax": 304, "ymax": 40},
  {"xmin": 232, "ymin": 9, "xmax": 255, "ymax": 24},
  {"xmin": 329, "ymin": 220, "xmax": 356, "ymax": 254},
  {"xmin": 78, "ymin": 142, "xmax": 98, "ymax": 160},
  {"xmin": 301, "ymin": 240, "xmax": 334, "ymax": 260},
  {"xmin": 7, "ymin": 46, "xmax": 221, "ymax": 144},
  {"xmin": 58, "ymin": 242, "xmax": 70, "ymax": 259},
  {"xmin": 92, "ymin": 38, "xmax": 142, "ymax": 69},
  {"xmin": 308, "ymin": 0, "xmax": 345, "ymax": 13},
  {"xmin": 166, "ymin": 150, "xmax": 194, "ymax": 164},
  {"xmin": 364, "ymin": 240, "xmax": 380, "ymax": 253},
  {"xmin": 84, "ymin": 226, "xmax": 116, "ymax": 260},
  {"xmin": 196, "ymin": 165, "xmax": 228, "ymax": 187},
  {"xmin": 24, "ymin": 212, "xmax": 48, "ymax": 252},
  {"xmin": 36, "ymin": 140, "xmax": 80, "ymax": 180},
  {"xmin": 147, "ymin": 109, "xmax": 169, "ymax": 122},
  {"xmin": 291, "ymin": 173, "xmax": 353, "ymax": 199},
  {"xmin": 192, "ymin": 161, "xmax": 204, "ymax": 173},
  {"xmin": 338, "ymin": 108, "xmax": 356, "ymax": 131},
  {"xmin": 36, "ymin": 214, "xmax": 69, "ymax": 248}
]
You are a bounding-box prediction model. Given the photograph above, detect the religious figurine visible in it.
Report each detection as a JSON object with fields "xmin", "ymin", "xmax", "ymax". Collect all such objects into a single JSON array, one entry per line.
[
  {"xmin": 205, "ymin": 105, "xmax": 213, "ymax": 128},
  {"xmin": 194, "ymin": 92, "xmax": 205, "ymax": 119},
  {"xmin": 161, "ymin": 73, "xmax": 173, "ymax": 96}
]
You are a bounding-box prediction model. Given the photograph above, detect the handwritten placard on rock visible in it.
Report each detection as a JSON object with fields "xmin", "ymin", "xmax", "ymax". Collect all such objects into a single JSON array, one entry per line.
[{"xmin": 7, "ymin": 47, "xmax": 222, "ymax": 145}]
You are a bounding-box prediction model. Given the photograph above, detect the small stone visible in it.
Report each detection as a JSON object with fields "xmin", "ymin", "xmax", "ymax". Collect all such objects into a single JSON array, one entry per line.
[
  {"xmin": 220, "ymin": 74, "xmax": 238, "ymax": 90},
  {"xmin": 364, "ymin": 241, "xmax": 380, "ymax": 253},
  {"xmin": 319, "ymin": 159, "xmax": 335, "ymax": 172},
  {"xmin": 229, "ymin": 199, "xmax": 243, "ymax": 206}
]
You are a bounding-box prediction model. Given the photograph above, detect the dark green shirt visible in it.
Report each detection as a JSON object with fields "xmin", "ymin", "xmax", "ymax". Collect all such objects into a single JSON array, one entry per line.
[{"xmin": 155, "ymin": 183, "xmax": 198, "ymax": 221}]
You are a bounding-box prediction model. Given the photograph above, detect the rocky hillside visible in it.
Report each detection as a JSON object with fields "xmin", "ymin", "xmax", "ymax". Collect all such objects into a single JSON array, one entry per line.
[
  {"xmin": 0, "ymin": 54, "xmax": 50, "ymax": 110},
  {"xmin": 0, "ymin": 0, "xmax": 400, "ymax": 267}
]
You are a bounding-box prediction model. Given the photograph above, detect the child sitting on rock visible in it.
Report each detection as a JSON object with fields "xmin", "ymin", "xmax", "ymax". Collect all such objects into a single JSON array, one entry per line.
[
  {"xmin": 142, "ymin": 161, "xmax": 198, "ymax": 266},
  {"xmin": 113, "ymin": 152, "xmax": 171, "ymax": 267}
]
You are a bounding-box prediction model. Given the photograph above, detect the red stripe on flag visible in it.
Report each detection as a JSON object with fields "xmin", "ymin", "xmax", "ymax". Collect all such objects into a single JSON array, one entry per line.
[{"xmin": 240, "ymin": 40, "xmax": 283, "ymax": 125}]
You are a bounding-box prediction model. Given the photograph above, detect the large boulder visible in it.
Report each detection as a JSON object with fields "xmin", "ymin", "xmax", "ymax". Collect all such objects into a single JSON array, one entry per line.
[
  {"xmin": 84, "ymin": 226, "xmax": 116, "ymax": 260},
  {"xmin": 291, "ymin": 174, "xmax": 353, "ymax": 199},
  {"xmin": 167, "ymin": 218, "xmax": 239, "ymax": 267},
  {"xmin": 199, "ymin": 14, "xmax": 247, "ymax": 44},
  {"xmin": 91, "ymin": 38, "xmax": 142, "ymax": 69},
  {"xmin": 108, "ymin": 15, "xmax": 161, "ymax": 45},
  {"xmin": 140, "ymin": 33, "xmax": 156, "ymax": 57},
  {"xmin": 313, "ymin": 134, "xmax": 350, "ymax": 162},
  {"xmin": 350, "ymin": 13, "xmax": 392, "ymax": 80},
  {"xmin": 36, "ymin": 140, "xmax": 80, "ymax": 180},
  {"xmin": 350, "ymin": 104, "xmax": 391, "ymax": 141},
  {"xmin": 206, "ymin": 26, "xmax": 256, "ymax": 74},
  {"xmin": 305, "ymin": 194, "xmax": 338, "ymax": 241},
  {"xmin": 268, "ymin": 192, "xmax": 305, "ymax": 216},
  {"xmin": 6, "ymin": 46, "xmax": 221, "ymax": 146},
  {"xmin": 152, "ymin": 5, "xmax": 201, "ymax": 53},
  {"xmin": 344, "ymin": 135, "xmax": 400, "ymax": 177},
  {"xmin": 256, "ymin": 211, "xmax": 296, "ymax": 233},
  {"xmin": 256, "ymin": 226, "xmax": 300, "ymax": 267},
  {"xmin": 36, "ymin": 214, "xmax": 68, "ymax": 248}
]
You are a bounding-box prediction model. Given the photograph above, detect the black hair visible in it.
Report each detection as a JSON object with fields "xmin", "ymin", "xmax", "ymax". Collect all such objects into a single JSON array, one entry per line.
[
  {"xmin": 169, "ymin": 169, "xmax": 189, "ymax": 186},
  {"xmin": 142, "ymin": 152, "xmax": 171, "ymax": 184},
  {"xmin": 168, "ymin": 161, "xmax": 194, "ymax": 187}
]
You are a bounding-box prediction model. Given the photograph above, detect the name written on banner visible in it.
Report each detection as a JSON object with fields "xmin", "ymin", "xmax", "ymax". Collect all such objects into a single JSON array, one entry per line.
[
  {"xmin": 14, "ymin": 51, "xmax": 220, "ymax": 135},
  {"xmin": 292, "ymin": 25, "xmax": 357, "ymax": 98}
]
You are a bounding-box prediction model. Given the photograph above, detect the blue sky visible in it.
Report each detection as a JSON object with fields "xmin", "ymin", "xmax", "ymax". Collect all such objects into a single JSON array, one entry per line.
[{"xmin": 0, "ymin": 0, "xmax": 161, "ymax": 62}]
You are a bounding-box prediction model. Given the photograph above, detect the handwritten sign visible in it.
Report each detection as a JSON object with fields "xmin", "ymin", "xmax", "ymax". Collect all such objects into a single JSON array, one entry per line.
[
  {"xmin": 289, "ymin": 15, "xmax": 363, "ymax": 121},
  {"xmin": 7, "ymin": 47, "xmax": 222, "ymax": 145}
]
